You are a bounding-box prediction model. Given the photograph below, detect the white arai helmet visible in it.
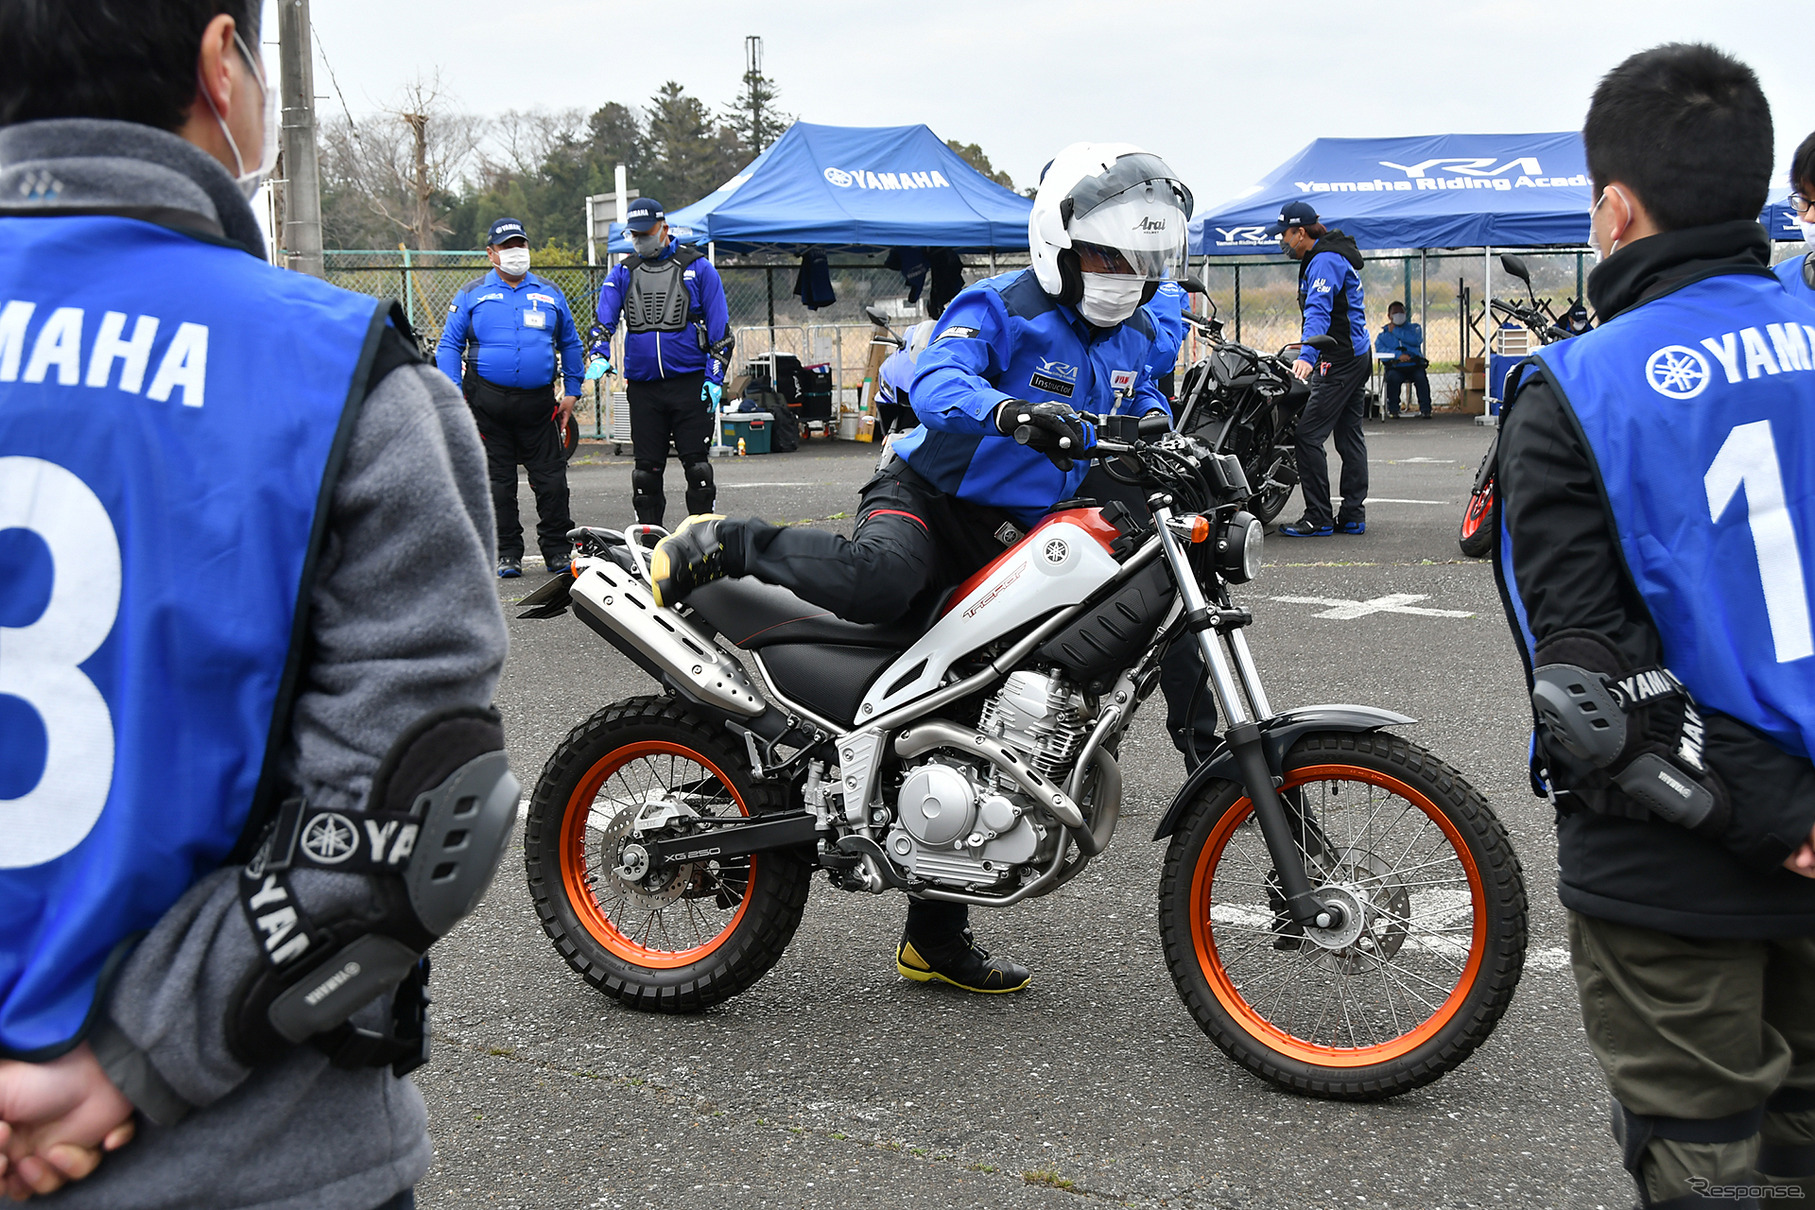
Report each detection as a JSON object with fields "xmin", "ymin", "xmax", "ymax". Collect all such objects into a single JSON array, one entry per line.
[{"xmin": 1028, "ymin": 143, "xmax": 1192, "ymax": 323}]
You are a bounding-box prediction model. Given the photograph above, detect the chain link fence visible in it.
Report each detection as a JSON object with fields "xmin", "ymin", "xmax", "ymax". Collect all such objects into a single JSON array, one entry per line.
[
  {"xmin": 1193, "ymin": 250, "xmax": 1593, "ymax": 411},
  {"xmin": 325, "ymin": 248, "xmax": 1616, "ymax": 423}
]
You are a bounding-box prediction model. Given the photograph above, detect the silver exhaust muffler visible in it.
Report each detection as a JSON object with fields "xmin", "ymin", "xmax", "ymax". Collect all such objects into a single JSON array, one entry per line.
[{"xmin": 568, "ymin": 560, "xmax": 767, "ymax": 718}]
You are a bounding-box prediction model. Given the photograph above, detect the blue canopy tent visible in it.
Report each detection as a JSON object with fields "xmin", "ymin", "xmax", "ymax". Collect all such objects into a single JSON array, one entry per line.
[
  {"xmin": 604, "ymin": 121, "xmax": 1032, "ymax": 253},
  {"xmin": 1191, "ymin": 132, "xmax": 1800, "ymax": 255},
  {"xmin": 1190, "ymin": 133, "xmax": 1594, "ymax": 256}
]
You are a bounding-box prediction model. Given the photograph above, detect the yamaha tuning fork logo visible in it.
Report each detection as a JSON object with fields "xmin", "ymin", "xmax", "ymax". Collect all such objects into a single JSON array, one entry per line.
[
  {"xmin": 1646, "ymin": 345, "xmax": 1712, "ymax": 399},
  {"xmin": 823, "ymin": 166, "xmax": 952, "ymax": 191}
]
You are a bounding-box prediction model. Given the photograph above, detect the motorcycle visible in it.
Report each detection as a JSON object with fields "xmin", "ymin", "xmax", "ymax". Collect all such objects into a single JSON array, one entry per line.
[
  {"xmin": 1170, "ymin": 285, "xmax": 1318, "ymax": 525},
  {"xmin": 1457, "ymin": 255, "xmax": 1589, "ymax": 558},
  {"xmin": 515, "ymin": 415, "xmax": 1527, "ymax": 1099}
]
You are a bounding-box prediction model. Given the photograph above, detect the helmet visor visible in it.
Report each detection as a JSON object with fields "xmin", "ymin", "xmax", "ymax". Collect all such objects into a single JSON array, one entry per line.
[{"xmin": 1065, "ymin": 154, "xmax": 1192, "ymax": 281}]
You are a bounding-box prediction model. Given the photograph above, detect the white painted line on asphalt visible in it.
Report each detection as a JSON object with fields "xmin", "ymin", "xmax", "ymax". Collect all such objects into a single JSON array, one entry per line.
[
  {"xmin": 1364, "ymin": 497, "xmax": 1450, "ymax": 505},
  {"xmin": 1268, "ymin": 592, "xmax": 1474, "ymax": 620},
  {"xmin": 717, "ymin": 481, "xmax": 819, "ymax": 488}
]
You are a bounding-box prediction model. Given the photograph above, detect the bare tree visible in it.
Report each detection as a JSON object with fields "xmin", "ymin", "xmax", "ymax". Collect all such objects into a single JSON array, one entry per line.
[{"xmin": 319, "ymin": 75, "xmax": 482, "ymax": 250}]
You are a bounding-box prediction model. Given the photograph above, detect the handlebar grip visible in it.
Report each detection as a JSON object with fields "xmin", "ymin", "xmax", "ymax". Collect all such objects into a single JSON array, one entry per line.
[
  {"xmin": 1014, "ymin": 424, "xmax": 1035, "ymax": 446},
  {"xmin": 1137, "ymin": 413, "xmax": 1172, "ymax": 436}
]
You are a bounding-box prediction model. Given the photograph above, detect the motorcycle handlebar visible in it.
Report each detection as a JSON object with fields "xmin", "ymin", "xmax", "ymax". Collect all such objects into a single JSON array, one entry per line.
[{"xmin": 1011, "ymin": 411, "xmax": 1170, "ymax": 453}]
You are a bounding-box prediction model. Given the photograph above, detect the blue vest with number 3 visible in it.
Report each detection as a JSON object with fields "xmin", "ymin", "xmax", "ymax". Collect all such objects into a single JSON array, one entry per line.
[
  {"xmin": 1529, "ymin": 269, "xmax": 1815, "ymax": 758},
  {"xmin": 0, "ymin": 215, "xmax": 383, "ymax": 1057}
]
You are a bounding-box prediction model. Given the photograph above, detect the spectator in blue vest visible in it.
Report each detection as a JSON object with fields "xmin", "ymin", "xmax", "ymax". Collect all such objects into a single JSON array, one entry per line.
[
  {"xmin": 1497, "ymin": 44, "xmax": 1815, "ymax": 1206},
  {"xmin": 1374, "ymin": 301, "xmax": 1430, "ymax": 418},
  {"xmin": 436, "ymin": 217, "xmax": 584, "ymax": 577},
  {"xmin": 0, "ymin": 2, "xmax": 509, "ymax": 1203}
]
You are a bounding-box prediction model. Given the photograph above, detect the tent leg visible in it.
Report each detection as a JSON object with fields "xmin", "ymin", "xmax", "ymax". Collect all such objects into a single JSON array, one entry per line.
[{"xmin": 766, "ymin": 266, "xmax": 775, "ymax": 330}]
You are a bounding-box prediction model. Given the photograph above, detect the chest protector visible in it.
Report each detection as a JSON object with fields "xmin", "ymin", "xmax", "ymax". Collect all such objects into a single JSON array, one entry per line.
[
  {"xmin": 0, "ymin": 215, "xmax": 383, "ymax": 1057},
  {"xmin": 1505, "ymin": 270, "xmax": 1815, "ymax": 759},
  {"xmin": 622, "ymin": 246, "xmax": 704, "ymax": 334}
]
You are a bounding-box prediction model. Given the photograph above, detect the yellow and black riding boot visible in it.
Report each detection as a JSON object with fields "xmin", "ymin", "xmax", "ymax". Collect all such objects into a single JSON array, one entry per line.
[
  {"xmin": 648, "ymin": 514, "xmax": 728, "ymax": 607},
  {"xmin": 897, "ymin": 926, "xmax": 1031, "ymax": 994}
]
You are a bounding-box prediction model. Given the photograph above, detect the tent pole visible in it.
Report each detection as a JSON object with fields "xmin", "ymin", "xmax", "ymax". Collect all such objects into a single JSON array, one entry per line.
[
  {"xmin": 1419, "ymin": 250, "xmax": 1427, "ymax": 341},
  {"xmin": 990, "ymin": 249, "xmax": 997, "ymax": 275},
  {"xmin": 1234, "ymin": 264, "xmax": 1242, "ymax": 343},
  {"xmin": 766, "ymin": 266, "xmax": 776, "ymax": 332},
  {"xmin": 1483, "ymin": 245, "xmax": 1492, "ymax": 418}
]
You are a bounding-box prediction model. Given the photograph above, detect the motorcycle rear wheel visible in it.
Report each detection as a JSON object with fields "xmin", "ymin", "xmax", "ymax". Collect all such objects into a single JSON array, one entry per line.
[
  {"xmin": 1158, "ymin": 731, "xmax": 1525, "ymax": 1099},
  {"xmin": 1458, "ymin": 479, "xmax": 1495, "ymax": 558},
  {"xmin": 524, "ymin": 696, "xmax": 811, "ymax": 1012}
]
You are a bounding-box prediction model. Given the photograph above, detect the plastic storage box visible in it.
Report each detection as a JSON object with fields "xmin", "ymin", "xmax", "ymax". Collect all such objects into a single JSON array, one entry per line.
[{"xmin": 721, "ymin": 411, "xmax": 772, "ymax": 454}]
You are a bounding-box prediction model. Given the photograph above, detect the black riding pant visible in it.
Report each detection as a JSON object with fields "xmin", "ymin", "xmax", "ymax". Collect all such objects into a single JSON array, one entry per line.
[
  {"xmin": 1293, "ymin": 354, "xmax": 1371, "ymax": 528},
  {"xmin": 1384, "ymin": 363, "xmax": 1431, "ymax": 416},
  {"xmin": 629, "ymin": 371, "xmax": 716, "ymax": 526},
  {"xmin": 468, "ymin": 376, "xmax": 572, "ymax": 564}
]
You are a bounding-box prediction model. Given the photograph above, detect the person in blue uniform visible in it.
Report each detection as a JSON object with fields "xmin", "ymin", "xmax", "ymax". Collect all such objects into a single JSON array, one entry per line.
[
  {"xmin": 1142, "ymin": 278, "xmax": 1190, "ymax": 400},
  {"xmin": 587, "ymin": 197, "xmax": 733, "ymax": 527},
  {"xmin": 0, "ymin": 2, "xmax": 510, "ymax": 1204},
  {"xmin": 642, "ymin": 144, "xmax": 1194, "ymax": 995},
  {"xmin": 873, "ymin": 319, "xmax": 933, "ymax": 434},
  {"xmin": 1496, "ymin": 45, "xmax": 1815, "ymax": 1207},
  {"xmin": 436, "ymin": 217, "xmax": 583, "ymax": 577},
  {"xmin": 1374, "ymin": 301, "xmax": 1430, "ymax": 418},
  {"xmin": 1270, "ymin": 200, "xmax": 1371, "ymax": 536},
  {"xmin": 1779, "ymin": 130, "xmax": 1815, "ymax": 299}
]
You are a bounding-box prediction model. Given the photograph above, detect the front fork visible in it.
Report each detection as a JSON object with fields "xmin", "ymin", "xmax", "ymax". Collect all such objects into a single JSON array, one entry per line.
[{"xmin": 1155, "ymin": 508, "xmax": 1340, "ymax": 931}]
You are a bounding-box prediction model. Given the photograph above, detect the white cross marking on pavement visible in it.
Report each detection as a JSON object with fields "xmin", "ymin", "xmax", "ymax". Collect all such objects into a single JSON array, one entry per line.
[{"xmin": 1267, "ymin": 592, "xmax": 1474, "ymax": 620}]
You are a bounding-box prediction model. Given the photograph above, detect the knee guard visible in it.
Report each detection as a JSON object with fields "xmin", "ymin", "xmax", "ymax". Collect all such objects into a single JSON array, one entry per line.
[
  {"xmin": 632, "ymin": 463, "xmax": 665, "ymax": 526},
  {"xmin": 228, "ymin": 707, "xmax": 518, "ymax": 1074},
  {"xmin": 683, "ymin": 458, "xmax": 715, "ymax": 516},
  {"xmin": 1530, "ymin": 629, "xmax": 1729, "ymax": 833}
]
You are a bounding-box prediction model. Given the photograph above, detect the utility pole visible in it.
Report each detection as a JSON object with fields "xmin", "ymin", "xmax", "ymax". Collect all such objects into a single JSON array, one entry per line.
[
  {"xmin": 745, "ymin": 36, "xmax": 764, "ymax": 157},
  {"xmin": 276, "ymin": 0, "xmax": 324, "ymax": 276}
]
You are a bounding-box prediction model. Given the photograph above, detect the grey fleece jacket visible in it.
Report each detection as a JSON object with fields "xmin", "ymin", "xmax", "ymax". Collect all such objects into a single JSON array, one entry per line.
[{"xmin": 0, "ymin": 120, "xmax": 508, "ymax": 1209}]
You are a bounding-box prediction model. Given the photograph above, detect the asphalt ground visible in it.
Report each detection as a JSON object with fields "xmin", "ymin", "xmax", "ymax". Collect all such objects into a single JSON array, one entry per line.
[{"xmin": 417, "ymin": 415, "xmax": 1637, "ymax": 1210}]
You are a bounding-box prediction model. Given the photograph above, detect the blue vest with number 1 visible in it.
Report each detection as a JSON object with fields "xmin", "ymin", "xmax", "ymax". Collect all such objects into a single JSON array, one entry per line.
[
  {"xmin": 0, "ymin": 215, "xmax": 384, "ymax": 1057},
  {"xmin": 1528, "ymin": 269, "xmax": 1815, "ymax": 758}
]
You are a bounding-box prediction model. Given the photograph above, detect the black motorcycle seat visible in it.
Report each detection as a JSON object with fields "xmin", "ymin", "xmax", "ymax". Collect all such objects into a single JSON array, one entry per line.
[{"xmin": 684, "ymin": 577, "xmax": 940, "ymax": 650}]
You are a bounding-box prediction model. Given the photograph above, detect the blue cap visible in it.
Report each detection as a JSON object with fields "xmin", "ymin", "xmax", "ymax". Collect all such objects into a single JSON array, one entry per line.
[
  {"xmin": 624, "ymin": 197, "xmax": 665, "ymax": 232},
  {"xmin": 1264, "ymin": 200, "xmax": 1319, "ymax": 236},
  {"xmin": 486, "ymin": 217, "xmax": 528, "ymax": 247}
]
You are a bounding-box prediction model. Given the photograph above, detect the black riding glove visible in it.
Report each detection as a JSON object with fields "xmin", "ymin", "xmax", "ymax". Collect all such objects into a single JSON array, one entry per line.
[{"xmin": 995, "ymin": 400, "xmax": 1090, "ymax": 472}]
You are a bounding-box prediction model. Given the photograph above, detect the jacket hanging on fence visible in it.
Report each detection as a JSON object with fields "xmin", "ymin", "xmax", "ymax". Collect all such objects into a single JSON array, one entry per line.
[
  {"xmin": 794, "ymin": 249, "xmax": 835, "ymax": 310},
  {"xmin": 926, "ymin": 248, "xmax": 965, "ymax": 319},
  {"xmin": 885, "ymin": 247, "xmax": 930, "ymax": 303}
]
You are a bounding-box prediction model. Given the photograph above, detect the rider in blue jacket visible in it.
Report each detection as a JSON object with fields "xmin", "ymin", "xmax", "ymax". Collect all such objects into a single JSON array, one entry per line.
[
  {"xmin": 588, "ymin": 198, "xmax": 733, "ymax": 526},
  {"xmin": 642, "ymin": 145, "xmax": 1197, "ymax": 996}
]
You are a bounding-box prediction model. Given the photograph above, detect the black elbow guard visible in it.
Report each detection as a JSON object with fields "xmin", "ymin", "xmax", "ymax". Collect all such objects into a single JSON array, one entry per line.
[
  {"xmin": 228, "ymin": 707, "xmax": 519, "ymax": 1073},
  {"xmin": 1529, "ymin": 629, "xmax": 1728, "ymax": 833}
]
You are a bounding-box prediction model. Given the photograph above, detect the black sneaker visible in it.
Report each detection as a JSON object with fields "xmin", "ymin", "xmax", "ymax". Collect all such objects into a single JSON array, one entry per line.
[
  {"xmin": 544, "ymin": 559, "xmax": 571, "ymax": 577},
  {"xmin": 897, "ymin": 927, "xmax": 1031, "ymax": 993},
  {"xmin": 1277, "ymin": 517, "xmax": 1334, "ymax": 538},
  {"xmin": 497, "ymin": 556, "xmax": 522, "ymax": 578},
  {"xmin": 648, "ymin": 514, "xmax": 728, "ymax": 607}
]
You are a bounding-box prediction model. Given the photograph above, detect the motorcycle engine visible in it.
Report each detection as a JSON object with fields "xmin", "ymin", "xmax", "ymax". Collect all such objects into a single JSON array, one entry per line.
[{"xmin": 883, "ymin": 671, "xmax": 1084, "ymax": 890}]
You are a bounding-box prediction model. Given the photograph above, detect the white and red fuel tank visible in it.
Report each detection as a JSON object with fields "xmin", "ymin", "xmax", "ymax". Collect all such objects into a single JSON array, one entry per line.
[{"xmin": 856, "ymin": 509, "xmax": 1126, "ymax": 718}]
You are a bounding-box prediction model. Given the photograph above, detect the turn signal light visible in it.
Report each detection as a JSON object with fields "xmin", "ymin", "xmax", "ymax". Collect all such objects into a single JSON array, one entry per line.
[{"xmin": 1187, "ymin": 515, "xmax": 1211, "ymax": 544}]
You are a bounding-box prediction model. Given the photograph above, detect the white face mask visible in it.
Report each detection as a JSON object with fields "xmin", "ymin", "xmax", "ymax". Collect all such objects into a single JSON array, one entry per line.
[
  {"xmin": 1077, "ymin": 274, "xmax": 1146, "ymax": 326},
  {"xmin": 496, "ymin": 247, "xmax": 531, "ymax": 277},
  {"xmin": 200, "ymin": 30, "xmax": 279, "ymax": 201},
  {"xmin": 1588, "ymin": 186, "xmax": 1629, "ymax": 266},
  {"xmin": 1389, "ymin": 312, "xmax": 1406, "ymax": 326},
  {"xmin": 1801, "ymin": 217, "xmax": 1815, "ymax": 251},
  {"xmin": 631, "ymin": 231, "xmax": 664, "ymax": 258}
]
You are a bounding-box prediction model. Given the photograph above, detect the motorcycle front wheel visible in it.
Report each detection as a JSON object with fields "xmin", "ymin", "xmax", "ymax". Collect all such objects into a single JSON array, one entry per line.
[
  {"xmin": 1457, "ymin": 478, "xmax": 1496, "ymax": 558},
  {"xmin": 1158, "ymin": 731, "xmax": 1526, "ymax": 1099},
  {"xmin": 524, "ymin": 695, "xmax": 811, "ymax": 1012}
]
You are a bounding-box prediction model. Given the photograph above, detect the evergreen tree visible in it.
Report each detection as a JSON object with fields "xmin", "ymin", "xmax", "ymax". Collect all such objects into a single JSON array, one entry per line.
[
  {"xmin": 643, "ymin": 81, "xmax": 744, "ymax": 206},
  {"xmin": 946, "ymin": 140, "xmax": 1015, "ymax": 191},
  {"xmin": 724, "ymin": 58, "xmax": 789, "ymax": 157}
]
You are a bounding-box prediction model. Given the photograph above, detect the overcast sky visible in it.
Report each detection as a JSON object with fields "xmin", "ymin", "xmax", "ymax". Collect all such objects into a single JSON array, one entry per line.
[{"xmin": 298, "ymin": 0, "xmax": 1808, "ymax": 212}]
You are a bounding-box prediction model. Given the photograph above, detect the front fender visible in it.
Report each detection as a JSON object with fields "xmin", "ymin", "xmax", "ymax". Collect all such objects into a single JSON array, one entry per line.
[{"xmin": 1150, "ymin": 704, "xmax": 1415, "ymax": 840}]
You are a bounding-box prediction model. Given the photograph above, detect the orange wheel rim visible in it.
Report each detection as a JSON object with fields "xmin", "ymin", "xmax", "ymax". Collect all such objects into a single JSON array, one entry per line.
[
  {"xmin": 1460, "ymin": 491, "xmax": 1492, "ymax": 539},
  {"xmin": 1189, "ymin": 763, "xmax": 1487, "ymax": 1067},
  {"xmin": 559, "ymin": 740, "xmax": 754, "ymax": 970}
]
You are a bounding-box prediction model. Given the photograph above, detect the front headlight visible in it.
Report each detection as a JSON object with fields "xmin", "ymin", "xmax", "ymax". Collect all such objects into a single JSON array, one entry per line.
[{"xmin": 1216, "ymin": 511, "xmax": 1263, "ymax": 583}]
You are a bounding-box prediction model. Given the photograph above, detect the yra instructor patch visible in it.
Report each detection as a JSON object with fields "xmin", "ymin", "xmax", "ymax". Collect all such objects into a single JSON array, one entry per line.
[{"xmin": 1029, "ymin": 372, "xmax": 1075, "ymax": 397}]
